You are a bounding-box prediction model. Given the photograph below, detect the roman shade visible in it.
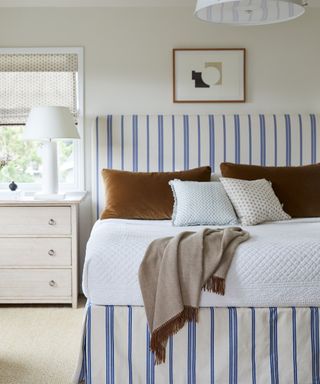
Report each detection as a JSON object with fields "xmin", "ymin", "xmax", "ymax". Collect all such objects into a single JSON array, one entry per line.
[{"xmin": 0, "ymin": 53, "xmax": 78, "ymax": 125}]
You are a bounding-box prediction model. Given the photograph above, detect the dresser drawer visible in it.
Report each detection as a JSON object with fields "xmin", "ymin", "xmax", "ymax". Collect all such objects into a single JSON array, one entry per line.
[
  {"xmin": 0, "ymin": 206, "xmax": 71, "ymax": 235},
  {"xmin": 0, "ymin": 238, "xmax": 71, "ymax": 266},
  {"xmin": 0, "ymin": 269, "xmax": 71, "ymax": 298}
]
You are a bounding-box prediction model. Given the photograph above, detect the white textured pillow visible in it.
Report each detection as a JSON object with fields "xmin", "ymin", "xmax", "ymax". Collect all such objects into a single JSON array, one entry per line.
[
  {"xmin": 169, "ymin": 180, "xmax": 238, "ymax": 227},
  {"xmin": 220, "ymin": 177, "xmax": 291, "ymax": 226}
]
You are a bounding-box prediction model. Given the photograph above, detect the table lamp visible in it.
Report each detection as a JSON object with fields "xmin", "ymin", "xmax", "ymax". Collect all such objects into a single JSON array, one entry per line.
[{"xmin": 23, "ymin": 106, "xmax": 80, "ymax": 200}]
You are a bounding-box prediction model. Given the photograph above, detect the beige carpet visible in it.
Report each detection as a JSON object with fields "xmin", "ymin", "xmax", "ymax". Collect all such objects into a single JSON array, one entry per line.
[{"xmin": 0, "ymin": 298, "xmax": 85, "ymax": 384}]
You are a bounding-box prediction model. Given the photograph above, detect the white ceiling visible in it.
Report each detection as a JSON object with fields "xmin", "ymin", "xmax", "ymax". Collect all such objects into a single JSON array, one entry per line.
[
  {"xmin": 0, "ymin": 0, "xmax": 194, "ymax": 6},
  {"xmin": 0, "ymin": 0, "xmax": 318, "ymax": 7}
]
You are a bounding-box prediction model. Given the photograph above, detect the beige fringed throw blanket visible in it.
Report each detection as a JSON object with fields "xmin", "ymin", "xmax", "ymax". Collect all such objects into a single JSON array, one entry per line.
[{"xmin": 138, "ymin": 227, "xmax": 249, "ymax": 364}]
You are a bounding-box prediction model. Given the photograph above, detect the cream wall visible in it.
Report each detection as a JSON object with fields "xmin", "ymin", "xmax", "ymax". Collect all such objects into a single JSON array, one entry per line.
[{"xmin": 0, "ymin": 6, "xmax": 319, "ymax": 277}]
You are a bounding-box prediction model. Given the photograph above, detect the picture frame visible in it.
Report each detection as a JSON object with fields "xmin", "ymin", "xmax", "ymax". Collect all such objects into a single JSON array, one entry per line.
[{"xmin": 173, "ymin": 48, "xmax": 246, "ymax": 103}]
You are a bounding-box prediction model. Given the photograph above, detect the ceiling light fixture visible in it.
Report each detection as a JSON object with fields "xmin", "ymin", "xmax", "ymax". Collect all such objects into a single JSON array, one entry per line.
[{"xmin": 194, "ymin": 0, "xmax": 307, "ymax": 26}]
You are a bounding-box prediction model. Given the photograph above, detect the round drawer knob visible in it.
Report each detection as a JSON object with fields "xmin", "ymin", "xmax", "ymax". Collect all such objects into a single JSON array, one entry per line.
[
  {"xmin": 49, "ymin": 280, "xmax": 56, "ymax": 287},
  {"xmin": 48, "ymin": 219, "xmax": 56, "ymax": 226},
  {"xmin": 48, "ymin": 249, "xmax": 55, "ymax": 256}
]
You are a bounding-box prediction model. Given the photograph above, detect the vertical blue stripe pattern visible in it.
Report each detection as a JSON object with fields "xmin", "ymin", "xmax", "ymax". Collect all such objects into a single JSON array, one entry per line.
[
  {"xmin": 251, "ymin": 308, "xmax": 256, "ymax": 384},
  {"xmin": 210, "ymin": 308, "xmax": 215, "ymax": 384},
  {"xmin": 120, "ymin": 115, "xmax": 124, "ymax": 171},
  {"xmin": 87, "ymin": 304, "xmax": 92, "ymax": 384},
  {"xmin": 197, "ymin": 115, "xmax": 201, "ymax": 167},
  {"xmin": 128, "ymin": 306, "xmax": 133, "ymax": 384},
  {"xmin": 158, "ymin": 115, "xmax": 164, "ymax": 172},
  {"xmin": 223, "ymin": 114, "xmax": 227, "ymax": 162},
  {"xmin": 81, "ymin": 309, "xmax": 89, "ymax": 382},
  {"xmin": 192, "ymin": 321, "xmax": 196, "ymax": 384},
  {"xmin": 111, "ymin": 307, "xmax": 114, "ymax": 384},
  {"xmin": 183, "ymin": 115, "xmax": 190, "ymax": 171},
  {"xmin": 234, "ymin": 115, "xmax": 240, "ymax": 164},
  {"xmin": 105, "ymin": 306, "xmax": 115, "ymax": 384},
  {"xmin": 146, "ymin": 115, "xmax": 150, "ymax": 172},
  {"xmin": 285, "ymin": 114, "xmax": 292, "ymax": 166},
  {"xmin": 95, "ymin": 117, "xmax": 100, "ymax": 219},
  {"xmin": 132, "ymin": 115, "xmax": 138, "ymax": 172},
  {"xmin": 209, "ymin": 115, "xmax": 215, "ymax": 172},
  {"xmin": 299, "ymin": 114, "xmax": 303, "ymax": 166},
  {"xmin": 106, "ymin": 306, "xmax": 109, "ymax": 384},
  {"xmin": 187, "ymin": 320, "xmax": 197, "ymax": 384},
  {"xmin": 79, "ymin": 305, "xmax": 320, "ymax": 384},
  {"xmin": 259, "ymin": 114, "xmax": 266, "ymax": 166},
  {"xmin": 292, "ymin": 308, "xmax": 298, "ymax": 384},
  {"xmin": 146, "ymin": 326, "xmax": 149, "ymax": 383},
  {"xmin": 229, "ymin": 308, "xmax": 238, "ymax": 384},
  {"xmin": 106, "ymin": 115, "xmax": 113, "ymax": 169},
  {"xmin": 229, "ymin": 310, "xmax": 232, "ymax": 384},
  {"xmin": 288, "ymin": 0, "xmax": 294, "ymax": 17},
  {"xmin": 94, "ymin": 113, "xmax": 320, "ymax": 219},
  {"xmin": 234, "ymin": 308, "xmax": 238, "ymax": 384},
  {"xmin": 172, "ymin": 115, "xmax": 176, "ymax": 172},
  {"xmin": 188, "ymin": 321, "xmax": 191, "ymax": 384},
  {"xmin": 79, "ymin": 330, "xmax": 87, "ymax": 382},
  {"xmin": 150, "ymin": 330, "xmax": 155, "ymax": 384},
  {"xmin": 261, "ymin": 0, "xmax": 268, "ymax": 20},
  {"xmin": 273, "ymin": 115, "xmax": 278, "ymax": 167},
  {"xmin": 269, "ymin": 308, "xmax": 279, "ymax": 384},
  {"xmin": 146, "ymin": 326, "xmax": 154, "ymax": 384},
  {"xmin": 310, "ymin": 114, "xmax": 317, "ymax": 164},
  {"xmin": 248, "ymin": 115, "xmax": 252, "ymax": 165},
  {"xmin": 311, "ymin": 307, "xmax": 320, "ymax": 384},
  {"xmin": 169, "ymin": 336, "xmax": 174, "ymax": 384}
]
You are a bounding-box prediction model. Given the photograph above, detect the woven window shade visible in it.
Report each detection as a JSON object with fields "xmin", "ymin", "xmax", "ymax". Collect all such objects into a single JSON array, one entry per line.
[{"xmin": 0, "ymin": 53, "xmax": 78, "ymax": 125}]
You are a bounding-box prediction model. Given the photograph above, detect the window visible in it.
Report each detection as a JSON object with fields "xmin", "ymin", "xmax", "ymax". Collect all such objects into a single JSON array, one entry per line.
[{"xmin": 0, "ymin": 48, "xmax": 84, "ymax": 191}]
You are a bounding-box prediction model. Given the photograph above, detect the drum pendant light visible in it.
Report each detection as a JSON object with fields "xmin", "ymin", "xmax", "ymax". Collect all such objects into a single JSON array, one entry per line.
[{"xmin": 195, "ymin": 0, "xmax": 307, "ymax": 26}]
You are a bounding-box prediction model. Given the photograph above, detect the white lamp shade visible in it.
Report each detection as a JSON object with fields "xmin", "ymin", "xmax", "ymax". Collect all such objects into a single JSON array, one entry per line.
[
  {"xmin": 195, "ymin": 0, "xmax": 305, "ymax": 26},
  {"xmin": 24, "ymin": 106, "xmax": 80, "ymax": 140}
]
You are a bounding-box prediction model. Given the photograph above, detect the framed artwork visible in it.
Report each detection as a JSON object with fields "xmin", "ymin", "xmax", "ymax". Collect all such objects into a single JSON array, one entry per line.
[{"xmin": 173, "ymin": 48, "xmax": 246, "ymax": 103}]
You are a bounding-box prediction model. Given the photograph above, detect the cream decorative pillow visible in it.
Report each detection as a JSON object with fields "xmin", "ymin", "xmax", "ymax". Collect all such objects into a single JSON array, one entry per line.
[{"xmin": 220, "ymin": 177, "xmax": 291, "ymax": 226}]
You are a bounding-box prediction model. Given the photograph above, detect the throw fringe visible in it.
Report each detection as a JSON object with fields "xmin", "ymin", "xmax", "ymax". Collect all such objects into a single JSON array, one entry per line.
[
  {"xmin": 203, "ymin": 276, "xmax": 225, "ymax": 295},
  {"xmin": 150, "ymin": 306, "xmax": 199, "ymax": 364},
  {"xmin": 150, "ymin": 277, "xmax": 225, "ymax": 364}
]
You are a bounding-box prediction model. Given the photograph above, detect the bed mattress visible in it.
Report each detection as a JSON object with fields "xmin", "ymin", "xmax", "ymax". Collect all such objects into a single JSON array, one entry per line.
[{"xmin": 82, "ymin": 218, "xmax": 320, "ymax": 307}]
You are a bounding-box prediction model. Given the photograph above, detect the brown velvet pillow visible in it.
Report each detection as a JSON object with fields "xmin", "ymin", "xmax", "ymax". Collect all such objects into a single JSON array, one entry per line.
[
  {"xmin": 100, "ymin": 166, "xmax": 212, "ymax": 220},
  {"xmin": 220, "ymin": 162, "xmax": 320, "ymax": 218}
]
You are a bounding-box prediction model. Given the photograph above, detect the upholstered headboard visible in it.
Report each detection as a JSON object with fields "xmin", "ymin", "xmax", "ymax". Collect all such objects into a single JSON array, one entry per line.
[{"xmin": 93, "ymin": 114, "xmax": 319, "ymax": 219}]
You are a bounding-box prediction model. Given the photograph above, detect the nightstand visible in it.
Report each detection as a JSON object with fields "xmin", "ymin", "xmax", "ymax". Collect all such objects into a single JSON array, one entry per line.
[{"xmin": 0, "ymin": 192, "xmax": 86, "ymax": 308}]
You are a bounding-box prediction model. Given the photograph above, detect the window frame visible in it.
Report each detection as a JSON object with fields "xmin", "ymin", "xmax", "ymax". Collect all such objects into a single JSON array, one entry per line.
[{"xmin": 0, "ymin": 46, "xmax": 84, "ymax": 192}]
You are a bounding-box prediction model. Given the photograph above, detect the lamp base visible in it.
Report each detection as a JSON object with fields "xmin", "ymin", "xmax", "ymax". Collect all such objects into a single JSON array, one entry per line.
[
  {"xmin": 42, "ymin": 140, "xmax": 59, "ymax": 195},
  {"xmin": 33, "ymin": 193, "xmax": 66, "ymax": 201}
]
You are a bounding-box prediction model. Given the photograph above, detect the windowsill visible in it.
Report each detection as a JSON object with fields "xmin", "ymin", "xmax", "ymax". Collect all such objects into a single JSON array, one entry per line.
[
  {"xmin": 0, "ymin": 184, "xmax": 81, "ymax": 193},
  {"xmin": 0, "ymin": 190, "xmax": 87, "ymax": 203}
]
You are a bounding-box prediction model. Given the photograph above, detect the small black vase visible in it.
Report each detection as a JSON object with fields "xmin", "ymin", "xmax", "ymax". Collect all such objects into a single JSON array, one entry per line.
[{"xmin": 9, "ymin": 181, "xmax": 18, "ymax": 191}]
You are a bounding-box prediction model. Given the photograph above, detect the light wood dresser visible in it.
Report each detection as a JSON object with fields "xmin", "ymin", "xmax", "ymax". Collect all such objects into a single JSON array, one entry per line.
[{"xmin": 0, "ymin": 193, "xmax": 86, "ymax": 308}]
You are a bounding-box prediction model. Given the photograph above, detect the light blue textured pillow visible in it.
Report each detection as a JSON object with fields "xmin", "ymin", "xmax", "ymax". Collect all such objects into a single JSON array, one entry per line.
[{"xmin": 169, "ymin": 180, "xmax": 238, "ymax": 227}]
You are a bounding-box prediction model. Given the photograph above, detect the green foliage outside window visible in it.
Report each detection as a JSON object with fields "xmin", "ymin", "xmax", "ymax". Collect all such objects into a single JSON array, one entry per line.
[
  {"xmin": 0, "ymin": 126, "xmax": 74, "ymax": 184},
  {"xmin": 0, "ymin": 126, "xmax": 41, "ymax": 183}
]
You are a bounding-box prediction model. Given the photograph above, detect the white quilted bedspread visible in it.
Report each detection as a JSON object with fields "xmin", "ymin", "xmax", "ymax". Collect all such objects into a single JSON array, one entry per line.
[{"xmin": 82, "ymin": 218, "xmax": 320, "ymax": 307}]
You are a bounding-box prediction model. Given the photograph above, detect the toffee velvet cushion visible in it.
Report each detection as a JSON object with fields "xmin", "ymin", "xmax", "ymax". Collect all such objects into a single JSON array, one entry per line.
[
  {"xmin": 220, "ymin": 162, "xmax": 320, "ymax": 218},
  {"xmin": 100, "ymin": 166, "xmax": 212, "ymax": 220}
]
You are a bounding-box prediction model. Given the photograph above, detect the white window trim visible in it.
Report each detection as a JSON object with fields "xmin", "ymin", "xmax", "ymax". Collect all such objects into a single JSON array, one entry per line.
[{"xmin": 0, "ymin": 46, "xmax": 85, "ymax": 192}]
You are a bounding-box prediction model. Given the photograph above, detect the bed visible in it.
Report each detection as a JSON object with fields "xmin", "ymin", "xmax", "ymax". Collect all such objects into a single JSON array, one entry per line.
[{"xmin": 74, "ymin": 113, "xmax": 320, "ymax": 384}]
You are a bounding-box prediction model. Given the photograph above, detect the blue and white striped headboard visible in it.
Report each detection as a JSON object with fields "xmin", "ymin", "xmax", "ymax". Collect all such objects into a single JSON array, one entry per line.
[{"xmin": 93, "ymin": 114, "xmax": 319, "ymax": 219}]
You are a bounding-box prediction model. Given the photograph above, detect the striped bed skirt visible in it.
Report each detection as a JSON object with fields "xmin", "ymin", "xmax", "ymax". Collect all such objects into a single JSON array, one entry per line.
[{"xmin": 74, "ymin": 304, "xmax": 320, "ymax": 384}]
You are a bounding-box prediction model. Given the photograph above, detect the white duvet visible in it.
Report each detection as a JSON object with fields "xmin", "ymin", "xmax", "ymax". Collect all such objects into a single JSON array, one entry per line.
[{"xmin": 83, "ymin": 218, "xmax": 320, "ymax": 307}]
